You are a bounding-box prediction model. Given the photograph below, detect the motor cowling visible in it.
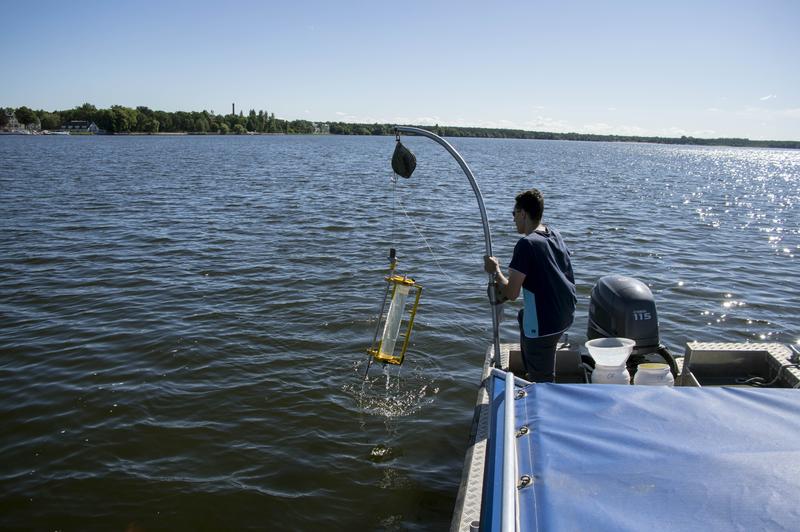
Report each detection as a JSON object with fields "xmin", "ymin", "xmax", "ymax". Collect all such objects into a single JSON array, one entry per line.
[{"xmin": 587, "ymin": 275, "xmax": 659, "ymax": 351}]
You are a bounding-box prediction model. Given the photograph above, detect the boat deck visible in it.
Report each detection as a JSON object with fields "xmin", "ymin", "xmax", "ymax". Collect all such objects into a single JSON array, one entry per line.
[{"xmin": 450, "ymin": 341, "xmax": 799, "ymax": 531}]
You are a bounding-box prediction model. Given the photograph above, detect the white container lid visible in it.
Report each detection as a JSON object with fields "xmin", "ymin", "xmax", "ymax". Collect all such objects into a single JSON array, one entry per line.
[{"xmin": 637, "ymin": 363, "xmax": 670, "ymax": 372}]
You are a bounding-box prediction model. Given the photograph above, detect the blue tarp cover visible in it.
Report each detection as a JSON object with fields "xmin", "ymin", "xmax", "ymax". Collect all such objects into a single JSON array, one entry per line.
[{"xmin": 514, "ymin": 383, "xmax": 800, "ymax": 531}]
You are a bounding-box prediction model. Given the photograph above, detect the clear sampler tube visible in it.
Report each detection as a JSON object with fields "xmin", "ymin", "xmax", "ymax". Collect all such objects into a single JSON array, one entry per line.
[{"xmin": 379, "ymin": 283, "xmax": 411, "ymax": 358}]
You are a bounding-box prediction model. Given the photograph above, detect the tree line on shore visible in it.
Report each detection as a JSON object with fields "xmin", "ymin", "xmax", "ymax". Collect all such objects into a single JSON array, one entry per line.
[
  {"xmin": 425, "ymin": 125, "xmax": 800, "ymax": 149},
  {"xmin": 2, "ymin": 103, "xmax": 316, "ymax": 134},
  {"xmin": 2, "ymin": 103, "xmax": 798, "ymax": 149},
  {"xmin": 330, "ymin": 122, "xmax": 800, "ymax": 149}
]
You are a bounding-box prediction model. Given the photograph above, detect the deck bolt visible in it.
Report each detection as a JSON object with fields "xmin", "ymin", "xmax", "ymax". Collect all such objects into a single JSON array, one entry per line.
[
  {"xmin": 518, "ymin": 475, "xmax": 532, "ymax": 489},
  {"xmin": 515, "ymin": 390, "xmax": 527, "ymax": 399},
  {"xmin": 516, "ymin": 426, "xmax": 529, "ymax": 437}
]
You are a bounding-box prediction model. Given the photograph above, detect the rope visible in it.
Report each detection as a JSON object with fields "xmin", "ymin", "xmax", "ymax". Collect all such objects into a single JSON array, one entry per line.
[
  {"xmin": 395, "ymin": 194, "xmax": 456, "ymax": 283},
  {"xmin": 736, "ymin": 363, "xmax": 800, "ymax": 387},
  {"xmin": 385, "ymin": 164, "xmax": 476, "ymax": 341},
  {"xmin": 390, "ymin": 173, "xmax": 397, "ymax": 249}
]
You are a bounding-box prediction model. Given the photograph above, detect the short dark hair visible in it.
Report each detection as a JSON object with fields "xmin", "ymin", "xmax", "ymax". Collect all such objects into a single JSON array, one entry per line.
[{"xmin": 515, "ymin": 189, "xmax": 544, "ymax": 224}]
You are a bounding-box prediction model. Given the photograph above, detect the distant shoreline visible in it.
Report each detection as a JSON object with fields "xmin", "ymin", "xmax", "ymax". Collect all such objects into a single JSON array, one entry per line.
[
  {"xmin": 377, "ymin": 125, "xmax": 800, "ymax": 150},
  {"xmin": 16, "ymin": 129, "xmax": 799, "ymax": 150},
  {"xmin": 4, "ymin": 103, "xmax": 798, "ymax": 149}
]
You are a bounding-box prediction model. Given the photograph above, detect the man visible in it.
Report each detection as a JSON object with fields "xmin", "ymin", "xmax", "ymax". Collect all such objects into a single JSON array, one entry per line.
[{"xmin": 484, "ymin": 189, "xmax": 576, "ymax": 382}]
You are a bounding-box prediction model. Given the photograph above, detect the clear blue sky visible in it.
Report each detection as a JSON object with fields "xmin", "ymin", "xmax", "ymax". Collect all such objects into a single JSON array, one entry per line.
[{"xmin": 2, "ymin": 0, "xmax": 798, "ymax": 140}]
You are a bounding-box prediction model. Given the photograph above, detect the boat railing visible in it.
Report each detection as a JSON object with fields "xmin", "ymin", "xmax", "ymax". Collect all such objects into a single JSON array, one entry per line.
[
  {"xmin": 482, "ymin": 368, "xmax": 528, "ymax": 531},
  {"xmin": 501, "ymin": 369, "xmax": 517, "ymax": 532}
]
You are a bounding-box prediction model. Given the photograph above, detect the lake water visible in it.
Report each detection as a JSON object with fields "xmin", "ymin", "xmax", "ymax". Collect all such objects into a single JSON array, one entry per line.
[{"xmin": 1, "ymin": 134, "xmax": 798, "ymax": 530}]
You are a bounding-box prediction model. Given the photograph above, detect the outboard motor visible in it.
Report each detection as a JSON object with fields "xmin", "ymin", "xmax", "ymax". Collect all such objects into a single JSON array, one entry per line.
[{"xmin": 588, "ymin": 275, "xmax": 678, "ymax": 376}]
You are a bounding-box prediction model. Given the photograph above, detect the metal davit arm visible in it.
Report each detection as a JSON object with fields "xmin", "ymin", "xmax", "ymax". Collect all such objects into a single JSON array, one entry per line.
[
  {"xmin": 394, "ymin": 126, "xmax": 493, "ymax": 254},
  {"xmin": 393, "ymin": 126, "xmax": 503, "ymax": 368}
]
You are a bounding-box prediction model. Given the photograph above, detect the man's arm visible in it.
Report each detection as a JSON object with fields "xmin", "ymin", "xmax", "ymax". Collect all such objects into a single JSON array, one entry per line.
[
  {"xmin": 484, "ymin": 255, "xmax": 526, "ymax": 301},
  {"xmin": 495, "ymin": 268, "xmax": 525, "ymax": 301}
]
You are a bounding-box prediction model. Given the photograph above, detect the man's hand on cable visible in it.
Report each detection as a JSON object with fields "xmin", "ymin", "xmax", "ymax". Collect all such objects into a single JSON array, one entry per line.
[
  {"xmin": 483, "ymin": 255, "xmax": 500, "ymax": 275},
  {"xmin": 484, "ymin": 255, "xmax": 509, "ymax": 304},
  {"xmin": 484, "ymin": 254, "xmax": 524, "ymax": 303},
  {"xmin": 487, "ymin": 282, "xmax": 509, "ymax": 305}
]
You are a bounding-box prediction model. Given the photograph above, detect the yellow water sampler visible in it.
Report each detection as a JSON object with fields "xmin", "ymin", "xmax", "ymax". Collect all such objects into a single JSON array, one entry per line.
[{"xmin": 366, "ymin": 249, "xmax": 422, "ymax": 368}]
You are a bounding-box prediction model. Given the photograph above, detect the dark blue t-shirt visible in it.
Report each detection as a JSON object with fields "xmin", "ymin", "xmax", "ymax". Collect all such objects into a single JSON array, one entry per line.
[{"xmin": 508, "ymin": 225, "xmax": 576, "ymax": 338}]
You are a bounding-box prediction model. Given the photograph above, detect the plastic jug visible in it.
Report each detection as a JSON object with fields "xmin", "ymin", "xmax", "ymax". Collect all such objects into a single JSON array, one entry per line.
[{"xmin": 592, "ymin": 364, "xmax": 631, "ymax": 385}]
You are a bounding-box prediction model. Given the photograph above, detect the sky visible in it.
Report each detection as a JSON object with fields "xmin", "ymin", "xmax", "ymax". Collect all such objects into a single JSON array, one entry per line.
[{"xmin": 2, "ymin": 0, "xmax": 799, "ymax": 140}]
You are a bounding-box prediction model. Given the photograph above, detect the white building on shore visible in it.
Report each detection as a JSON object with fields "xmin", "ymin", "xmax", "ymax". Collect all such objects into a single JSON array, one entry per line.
[{"xmin": 62, "ymin": 120, "xmax": 100, "ymax": 134}]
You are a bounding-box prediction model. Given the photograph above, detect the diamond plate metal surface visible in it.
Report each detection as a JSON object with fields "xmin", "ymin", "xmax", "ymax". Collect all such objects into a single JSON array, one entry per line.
[{"xmin": 450, "ymin": 343, "xmax": 516, "ymax": 531}]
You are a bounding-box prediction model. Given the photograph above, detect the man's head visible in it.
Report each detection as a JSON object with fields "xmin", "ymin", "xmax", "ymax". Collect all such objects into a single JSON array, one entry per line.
[{"xmin": 514, "ymin": 189, "xmax": 544, "ymax": 231}]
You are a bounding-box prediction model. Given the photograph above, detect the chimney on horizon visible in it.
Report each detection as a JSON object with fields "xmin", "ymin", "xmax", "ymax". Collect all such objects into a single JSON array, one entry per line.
[{"xmin": 232, "ymin": 103, "xmax": 235, "ymax": 116}]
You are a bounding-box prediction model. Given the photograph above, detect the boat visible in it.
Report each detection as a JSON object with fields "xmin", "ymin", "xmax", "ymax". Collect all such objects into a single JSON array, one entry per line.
[
  {"xmin": 385, "ymin": 127, "xmax": 800, "ymax": 531},
  {"xmin": 450, "ymin": 278, "xmax": 800, "ymax": 531}
]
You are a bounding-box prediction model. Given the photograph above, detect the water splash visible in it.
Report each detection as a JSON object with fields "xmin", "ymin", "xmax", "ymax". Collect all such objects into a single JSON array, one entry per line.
[{"xmin": 342, "ymin": 359, "xmax": 439, "ymax": 420}]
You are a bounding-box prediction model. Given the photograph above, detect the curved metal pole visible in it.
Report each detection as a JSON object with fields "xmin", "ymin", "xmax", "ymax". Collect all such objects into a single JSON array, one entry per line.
[{"xmin": 394, "ymin": 126, "xmax": 502, "ymax": 368}]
